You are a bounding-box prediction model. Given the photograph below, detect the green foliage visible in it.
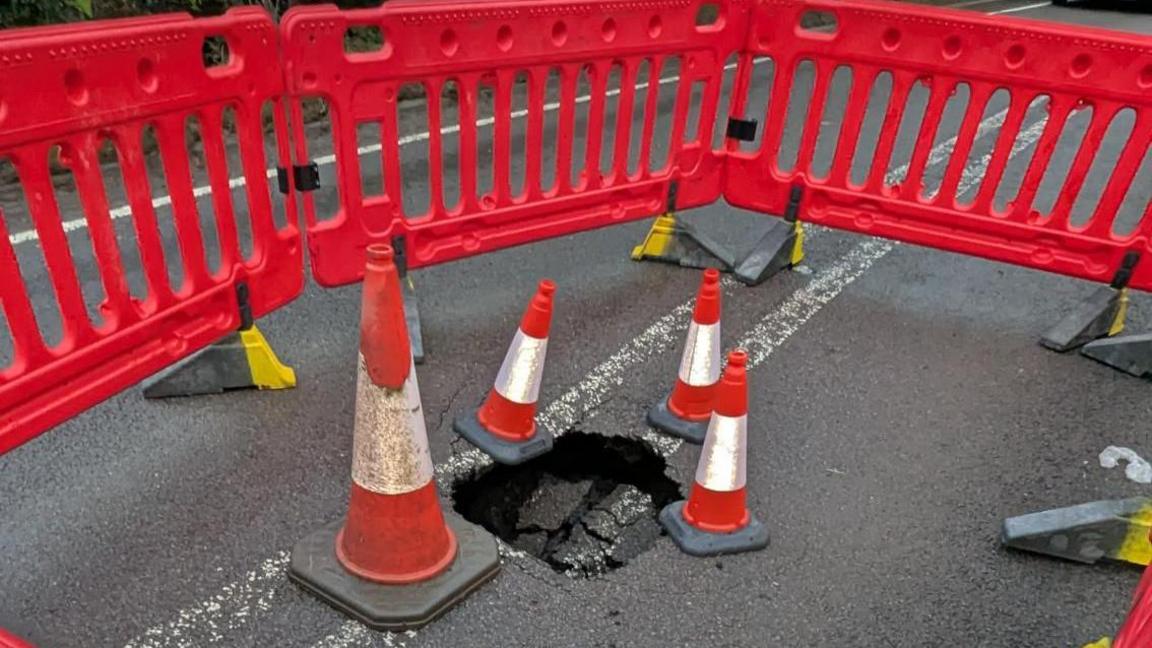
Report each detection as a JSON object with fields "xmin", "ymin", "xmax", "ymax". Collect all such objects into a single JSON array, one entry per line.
[{"xmin": 0, "ymin": 0, "xmax": 92, "ymax": 27}]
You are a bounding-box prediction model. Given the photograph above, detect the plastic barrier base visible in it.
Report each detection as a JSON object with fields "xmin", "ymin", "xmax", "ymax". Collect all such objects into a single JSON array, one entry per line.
[
  {"xmin": 733, "ymin": 220, "xmax": 804, "ymax": 287},
  {"xmin": 1040, "ymin": 286, "xmax": 1128, "ymax": 352},
  {"xmin": 1001, "ymin": 497, "xmax": 1152, "ymax": 566},
  {"xmin": 631, "ymin": 214, "xmax": 736, "ymax": 272},
  {"xmin": 647, "ymin": 398, "xmax": 709, "ymax": 445},
  {"xmin": 142, "ymin": 326, "xmax": 296, "ymax": 398},
  {"xmin": 453, "ymin": 409, "xmax": 553, "ymax": 466},
  {"xmin": 659, "ymin": 501, "xmax": 770, "ymax": 557},
  {"xmin": 289, "ymin": 514, "xmax": 500, "ymax": 631},
  {"xmin": 1081, "ymin": 333, "xmax": 1152, "ymax": 378}
]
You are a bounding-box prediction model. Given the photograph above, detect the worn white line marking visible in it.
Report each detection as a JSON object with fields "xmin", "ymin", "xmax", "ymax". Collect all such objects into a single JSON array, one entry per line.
[
  {"xmin": 122, "ymin": 552, "xmax": 290, "ymax": 648},
  {"xmin": 991, "ymin": 1, "xmax": 1050, "ymax": 14}
]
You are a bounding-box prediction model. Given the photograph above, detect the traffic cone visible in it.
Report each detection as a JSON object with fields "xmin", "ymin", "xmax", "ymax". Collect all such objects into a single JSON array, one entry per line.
[
  {"xmin": 454, "ymin": 280, "xmax": 555, "ymax": 465},
  {"xmin": 659, "ymin": 349, "xmax": 769, "ymax": 556},
  {"xmin": 290, "ymin": 244, "xmax": 499, "ymax": 631},
  {"xmin": 648, "ymin": 268, "xmax": 723, "ymax": 444}
]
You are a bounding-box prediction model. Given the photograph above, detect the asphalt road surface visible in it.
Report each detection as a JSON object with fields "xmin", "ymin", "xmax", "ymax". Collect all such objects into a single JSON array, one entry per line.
[{"xmin": 4, "ymin": 1, "xmax": 1152, "ymax": 646}]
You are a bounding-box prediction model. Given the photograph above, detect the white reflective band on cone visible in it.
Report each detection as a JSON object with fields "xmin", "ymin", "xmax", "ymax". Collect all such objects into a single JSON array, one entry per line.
[
  {"xmin": 695, "ymin": 413, "xmax": 747, "ymax": 492},
  {"xmin": 677, "ymin": 321, "xmax": 721, "ymax": 387},
  {"xmin": 351, "ymin": 354, "xmax": 434, "ymax": 495},
  {"xmin": 493, "ymin": 329, "xmax": 548, "ymax": 404}
]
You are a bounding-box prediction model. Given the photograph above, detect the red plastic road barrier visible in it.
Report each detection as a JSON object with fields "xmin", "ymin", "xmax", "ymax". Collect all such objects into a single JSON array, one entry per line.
[
  {"xmin": 1114, "ymin": 558, "xmax": 1152, "ymax": 647},
  {"xmin": 0, "ymin": 627, "xmax": 33, "ymax": 648},
  {"xmin": 726, "ymin": 0, "xmax": 1152, "ymax": 289},
  {"xmin": 280, "ymin": 0, "xmax": 749, "ymax": 286},
  {"xmin": 0, "ymin": 9, "xmax": 303, "ymax": 452}
]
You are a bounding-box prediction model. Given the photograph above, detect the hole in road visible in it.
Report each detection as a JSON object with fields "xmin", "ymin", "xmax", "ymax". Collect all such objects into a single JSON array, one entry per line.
[{"xmin": 452, "ymin": 432, "xmax": 682, "ymax": 578}]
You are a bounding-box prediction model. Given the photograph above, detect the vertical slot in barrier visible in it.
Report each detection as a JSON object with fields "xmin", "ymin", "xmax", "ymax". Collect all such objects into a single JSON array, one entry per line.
[
  {"xmin": 509, "ymin": 73, "xmax": 530, "ymax": 200},
  {"xmin": 261, "ymin": 100, "xmax": 290, "ymax": 232},
  {"xmin": 649, "ymin": 56, "xmax": 680, "ymax": 174},
  {"xmin": 918, "ymin": 82, "xmax": 971, "ymax": 200},
  {"xmin": 440, "ymin": 80, "xmax": 463, "ymax": 212},
  {"xmin": 477, "ymin": 77, "xmax": 497, "ymax": 207},
  {"xmin": 139, "ymin": 123, "xmax": 187, "ymax": 293},
  {"xmin": 218, "ymin": 106, "xmax": 254, "ymax": 263},
  {"xmin": 742, "ymin": 57, "xmax": 776, "ymax": 153},
  {"xmin": 1032, "ymin": 103, "xmax": 1093, "ymax": 219},
  {"xmin": 885, "ymin": 78, "xmax": 930, "ymax": 186},
  {"xmin": 956, "ymin": 88, "xmax": 1012, "ymax": 206},
  {"xmin": 50, "ymin": 144, "xmax": 111, "ymax": 330},
  {"xmin": 1069, "ymin": 108, "xmax": 1135, "ymax": 228},
  {"xmin": 396, "ymin": 84, "xmax": 431, "ymax": 219},
  {"xmin": 183, "ymin": 115, "xmax": 225, "ymax": 276},
  {"xmin": 1112, "ymin": 147, "xmax": 1152, "ymax": 238},
  {"xmin": 570, "ymin": 66, "xmax": 592, "ymax": 190},
  {"xmin": 809, "ymin": 65, "xmax": 853, "ymax": 181},
  {"xmin": 684, "ymin": 79, "xmax": 706, "ymax": 146},
  {"xmin": 849, "ymin": 71, "xmax": 893, "ymax": 187},
  {"xmin": 541, "ymin": 68, "xmax": 562, "ymax": 194},
  {"xmin": 712, "ymin": 53, "xmax": 739, "ymax": 151},
  {"xmin": 98, "ymin": 138, "xmax": 150, "ymax": 304},
  {"xmin": 357, "ymin": 120, "xmax": 385, "ymax": 199},
  {"xmin": 991, "ymin": 95, "xmax": 1051, "ymax": 214},
  {"xmin": 776, "ymin": 59, "xmax": 816, "ymax": 175},
  {"xmin": 300, "ymin": 97, "xmax": 343, "ymax": 223},
  {"xmin": 600, "ymin": 64, "xmax": 623, "ymax": 178},
  {"xmin": 627, "ymin": 60, "xmax": 652, "ymax": 178}
]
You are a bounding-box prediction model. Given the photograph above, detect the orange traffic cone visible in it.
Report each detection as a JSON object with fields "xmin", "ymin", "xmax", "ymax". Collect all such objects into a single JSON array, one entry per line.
[
  {"xmin": 648, "ymin": 269, "xmax": 722, "ymax": 444},
  {"xmin": 660, "ymin": 349, "xmax": 769, "ymax": 556},
  {"xmin": 455, "ymin": 280, "xmax": 555, "ymax": 464},
  {"xmin": 290, "ymin": 244, "xmax": 500, "ymax": 630}
]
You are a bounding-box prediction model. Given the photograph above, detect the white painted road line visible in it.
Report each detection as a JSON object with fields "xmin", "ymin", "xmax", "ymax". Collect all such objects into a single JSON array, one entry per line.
[{"xmin": 993, "ymin": 1, "xmax": 1052, "ymax": 14}]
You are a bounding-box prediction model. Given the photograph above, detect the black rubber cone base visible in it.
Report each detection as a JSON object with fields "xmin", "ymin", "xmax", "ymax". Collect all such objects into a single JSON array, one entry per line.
[
  {"xmin": 647, "ymin": 397, "xmax": 708, "ymax": 444},
  {"xmin": 289, "ymin": 513, "xmax": 500, "ymax": 631},
  {"xmin": 453, "ymin": 408, "xmax": 553, "ymax": 465},
  {"xmin": 659, "ymin": 501, "xmax": 769, "ymax": 557}
]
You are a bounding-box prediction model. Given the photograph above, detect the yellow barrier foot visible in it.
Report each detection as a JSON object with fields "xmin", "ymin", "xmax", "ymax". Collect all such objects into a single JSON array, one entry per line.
[
  {"xmin": 142, "ymin": 323, "xmax": 297, "ymax": 398},
  {"xmin": 1001, "ymin": 497, "xmax": 1152, "ymax": 567},
  {"xmin": 1084, "ymin": 637, "xmax": 1112, "ymax": 648},
  {"xmin": 1041, "ymin": 252, "xmax": 1139, "ymax": 352},
  {"xmin": 630, "ymin": 212, "xmax": 736, "ymax": 271},
  {"xmin": 733, "ymin": 184, "xmax": 806, "ymax": 286}
]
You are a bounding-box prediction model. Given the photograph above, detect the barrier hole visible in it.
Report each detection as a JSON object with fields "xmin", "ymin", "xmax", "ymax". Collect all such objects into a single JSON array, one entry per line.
[
  {"xmin": 602, "ymin": 18, "xmax": 617, "ymax": 42},
  {"xmin": 541, "ymin": 69, "xmax": 562, "ymax": 194},
  {"xmin": 1070, "ymin": 108, "xmax": 1135, "ymax": 228},
  {"xmin": 798, "ymin": 10, "xmax": 837, "ymax": 35},
  {"xmin": 1070, "ymin": 54, "xmax": 1093, "ymax": 79},
  {"xmin": 1111, "ymin": 146, "xmax": 1152, "ymax": 238},
  {"xmin": 551, "ymin": 21, "xmax": 568, "ymax": 47},
  {"xmin": 881, "ymin": 28, "xmax": 901, "ymax": 52},
  {"xmin": 776, "ymin": 60, "xmax": 816, "ymax": 175},
  {"xmin": 497, "ymin": 25, "xmax": 513, "ymax": 52},
  {"xmin": 1004, "ymin": 44, "xmax": 1026, "ymax": 69},
  {"xmin": 64, "ymin": 69, "xmax": 88, "ymax": 106},
  {"xmin": 942, "ymin": 36, "xmax": 962, "ymax": 61},
  {"xmin": 919, "ymin": 82, "xmax": 971, "ymax": 201},
  {"xmin": 810, "ymin": 65, "xmax": 854, "ymax": 181},
  {"xmin": 1141, "ymin": 65, "xmax": 1152, "ymax": 89},
  {"xmin": 49, "ymin": 144, "xmax": 109, "ymax": 330},
  {"xmin": 344, "ymin": 26, "xmax": 383, "ymax": 54},
  {"xmin": 439, "ymin": 81, "xmax": 462, "ymax": 212},
  {"xmin": 452, "ymin": 432, "xmax": 683, "ymax": 578},
  {"xmin": 0, "ymin": 157, "xmax": 65, "ymax": 350},
  {"xmin": 648, "ymin": 15, "xmax": 662, "ymax": 39},
  {"xmin": 183, "ymin": 115, "xmax": 225, "ymax": 277},
  {"xmin": 648, "ymin": 56, "xmax": 680, "ymax": 174},
  {"xmin": 98, "ymin": 139, "xmax": 150, "ymax": 307},
  {"xmin": 509, "ymin": 72, "xmax": 530, "ymax": 200},
  {"xmin": 570, "ymin": 66, "xmax": 593, "ymax": 190},
  {"xmin": 849, "ymin": 71, "xmax": 893, "ymax": 187},
  {"xmin": 695, "ymin": 3, "xmax": 722, "ymax": 29},
  {"xmin": 139, "ymin": 124, "xmax": 187, "ymax": 293},
  {"xmin": 885, "ymin": 78, "xmax": 931, "ymax": 187},
  {"xmin": 477, "ymin": 78, "xmax": 497, "ymax": 205},
  {"xmin": 440, "ymin": 30, "xmax": 459, "ymax": 58},
  {"xmin": 395, "ymin": 85, "xmax": 431, "ymax": 219},
  {"xmin": 260, "ymin": 101, "xmax": 290, "ymax": 232},
  {"xmin": 1033, "ymin": 103, "xmax": 1094, "ymax": 219},
  {"xmin": 956, "ymin": 88, "xmax": 1011, "ymax": 206},
  {"xmin": 741, "ymin": 56, "xmax": 776, "ymax": 153},
  {"xmin": 356, "ymin": 120, "xmax": 385, "ymax": 200},
  {"xmin": 137, "ymin": 59, "xmax": 159, "ymax": 93},
  {"xmin": 600, "ymin": 64, "xmax": 623, "ymax": 178},
  {"xmin": 216, "ymin": 106, "xmax": 257, "ymax": 264},
  {"xmin": 202, "ymin": 36, "xmax": 231, "ymax": 69},
  {"xmin": 683, "ymin": 79, "xmax": 706, "ymax": 146},
  {"xmin": 300, "ymin": 97, "xmax": 344, "ymax": 224},
  {"xmin": 627, "ymin": 60, "xmax": 653, "ymax": 178},
  {"xmin": 0, "ymin": 299, "xmax": 12, "ymax": 374},
  {"xmin": 991, "ymin": 95, "xmax": 1051, "ymax": 214},
  {"xmin": 711, "ymin": 53, "xmax": 740, "ymax": 151}
]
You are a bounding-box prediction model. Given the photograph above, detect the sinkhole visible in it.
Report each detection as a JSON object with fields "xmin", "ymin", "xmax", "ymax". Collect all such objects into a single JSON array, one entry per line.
[{"xmin": 452, "ymin": 432, "xmax": 683, "ymax": 578}]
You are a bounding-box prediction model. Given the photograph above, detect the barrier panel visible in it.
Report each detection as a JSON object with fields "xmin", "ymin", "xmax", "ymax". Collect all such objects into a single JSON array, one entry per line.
[
  {"xmin": 0, "ymin": 9, "xmax": 303, "ymax": 451},
  {"xmin": 281, "ymin": 0, "xmax": 749, "ymax": 286},
  {"xmin": 725, "ymin": 0, "xmax": 1152, "ymax": 289}
]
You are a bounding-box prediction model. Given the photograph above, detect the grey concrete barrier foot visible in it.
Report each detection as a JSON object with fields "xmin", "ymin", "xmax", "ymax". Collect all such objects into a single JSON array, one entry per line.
[
  {"xmin": 1000, "ymin": 497, "xmax": 1152, "ymax": 566},
  {"xmin": 1039, "ymin": 285, "xmax": 1125, "ymax": 352},
  {"xmin": 733, "ymin": 219, "xmax": 801, "ymax": 287},
  {"xmin": 1082, "ymin": 332, "xmax": 1152, "ymax": 378}
]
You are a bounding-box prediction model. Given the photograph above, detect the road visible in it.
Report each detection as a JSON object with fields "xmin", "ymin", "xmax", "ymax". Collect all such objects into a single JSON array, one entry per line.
[{"xmin": 3, "ymin": 1, "xmax": 1152, "ymax": 646}]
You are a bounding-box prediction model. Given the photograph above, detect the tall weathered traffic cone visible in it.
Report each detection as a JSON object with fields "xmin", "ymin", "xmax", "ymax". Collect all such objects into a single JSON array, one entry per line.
[
  {"xmin": 659, "ymin": 349, "xmax": 769, "ymax": 556},
  {"xmin": 289, "ymin": 244, "xmax": 499, "ymax": 631},
  {"xmin": 454, "ymin": 280, "xmax": 555, "ymax": 465},
  {"xmin": 648, "ymin": 269, "xmax": 722, "ymax": 444}
]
